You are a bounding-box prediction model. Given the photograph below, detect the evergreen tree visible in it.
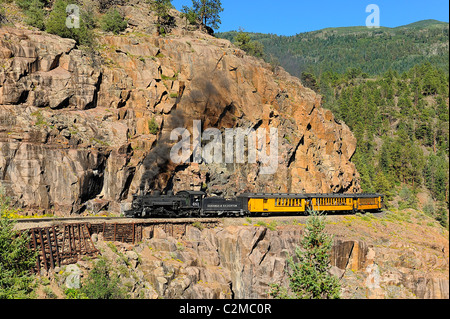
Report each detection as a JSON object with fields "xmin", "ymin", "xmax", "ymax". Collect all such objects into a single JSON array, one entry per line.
[
  {"xmin": 180, "ymin": 5, "xmax": 198, "ymax": 26},
  {"xmin": 191, "ymin": 0, "xmax": 223, "ymax": 31},
  {"xmin": 0, "ymin": 189, "xmax": 36, "ymax": 299},
  {"xmin": 270, "ymin": 209, "xmax": 341, "ymax": 299},
  {"xmin": 149, "ymin": 0, "xmax": 174, "ymax": 35},
  {"xmin": 233, "ymin": 29, "xmax": 264, "ymax": 58}
]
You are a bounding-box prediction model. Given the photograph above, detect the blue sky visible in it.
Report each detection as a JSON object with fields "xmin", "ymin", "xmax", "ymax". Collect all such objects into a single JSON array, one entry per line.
[{"xmin": 172, "ymin": 0, "xmax": 450, "ymax": 36}]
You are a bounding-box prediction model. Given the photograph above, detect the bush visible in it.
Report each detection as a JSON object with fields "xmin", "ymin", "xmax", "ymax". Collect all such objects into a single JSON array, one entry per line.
[
  {"xmin": 25, "ymin": 0, "xmax": 45, "ymax": 30},
  {"xmin": 64, "ymin": 288, "xmax": 88, "ymax": 299},
  {"xmin": 100, "ymin": 8, "xmax": 127, "ymax": 34},
  {"xmin": 80, "ymin": 258, "xmax": 127, "ymax": 299},
  {"xmin": 46, "ymin": 0, "xmax": 93, "ymax": 46},
  {"xmin": 80, "ymin": 1, "xmax": 98, "ymax": 30},
  {"xmin": 15, "ymin": 0, "xmax": 36, "ymax": 10},
  {"xmin": 0, "ymin": 7, "xmax": 6, "ymax": 26},
  {"xmin": 148, "ymin": 118, "xmax": 159, "ymax": 135}
]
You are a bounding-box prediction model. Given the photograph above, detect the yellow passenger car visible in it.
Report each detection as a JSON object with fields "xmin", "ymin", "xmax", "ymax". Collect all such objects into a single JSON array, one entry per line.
[
  {"xmin": 353, "ymin": 194, "xmax": 384, "ymax": 212},
  {"xmin": 239, "ymin": 193, "xmax": 308, "ymax": 216},
  {"xmin": 308, "ymin": 194, "xmax": 384, "ymax": 213},
  {"xmin": 308, "ymin": 194, "xmax": 355, "ymax": 212}
]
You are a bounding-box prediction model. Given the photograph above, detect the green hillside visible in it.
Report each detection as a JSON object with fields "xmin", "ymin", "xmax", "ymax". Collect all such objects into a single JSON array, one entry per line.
[
  {"xmin": 320, "ymin": 64, "xmax": 448, "ymax": 225},
  {"xmin": 217, "ymin": 20, "xmax": 449, "ymax": 78}
]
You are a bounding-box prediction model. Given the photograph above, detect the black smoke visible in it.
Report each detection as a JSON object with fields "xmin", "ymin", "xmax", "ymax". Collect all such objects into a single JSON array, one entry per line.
[
  {"xmin": 138, "ymin": 108, "xmax": 185, "ymax": 195},
  {"xmin": 138, "ymin": 68, "xmax": 232, "ymax": 195}
]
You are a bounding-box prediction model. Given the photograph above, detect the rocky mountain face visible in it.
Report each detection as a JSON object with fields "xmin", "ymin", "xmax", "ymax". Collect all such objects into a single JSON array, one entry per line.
[
  {"xmin": 134, "ymin": 214, "xmax": 448, "ymax": 299},
  {"xmin": 36, "ymin": 212, "xmax": 449, "ymax": 299},
  {"xmin": 0, "ymin": 2, "xmax": 359, "ymax": 215}
]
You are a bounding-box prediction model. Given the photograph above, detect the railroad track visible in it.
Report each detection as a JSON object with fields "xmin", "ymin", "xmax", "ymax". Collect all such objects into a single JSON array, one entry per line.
[
  {"xmin": 13, "ymin": 216, "xmax": 131, "ymax": 224},
  {"xmin": 12, "ymin": 216, "xmax": 224, "ymax": 229},
  {"xmin": 12, "ymin": 211, "xmax": 385, "ymax": 224}
]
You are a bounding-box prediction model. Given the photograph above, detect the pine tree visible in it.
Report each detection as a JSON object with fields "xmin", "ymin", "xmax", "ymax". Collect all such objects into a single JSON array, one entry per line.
[
  {"xmin": 270, "ymin": 209, "xmax": 341, "ymax": 299},
  {"xmin": 180, "ymin": 5, "xmax": 198, "ymax": 26},
  {"xmin": 149, "ymin": 0, "xmax": 174, "ymax": 35},
  {"xmin": 233, "ymin": 29, "xmax": 264, "ymax": 58},
  {"xmin": 0, "ymin": 189, "xmax": 36, "ymax": 299},
  {"xmin": 192, "ymin": 0, "xmax": 223, "ymax": 31}
]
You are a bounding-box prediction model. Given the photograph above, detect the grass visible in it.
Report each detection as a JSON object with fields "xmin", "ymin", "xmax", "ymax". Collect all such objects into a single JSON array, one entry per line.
[
  {"xmin": 192, "ymin": 221, "xmax": 204, "ymax": 230},
  {"xmin": 253, "ymin": 220, "xmax": 278, "ymax": 231},
  {"xmin": 31, "ymin": 110, "xmax": 47, "ymax": 127},
  {"xmin": 90, "ymin": 137, "xmax": 110, "ymax": 147},
  {"xmin": 161, "ymin": 73, "xmax": 178, "ymax": 81}
]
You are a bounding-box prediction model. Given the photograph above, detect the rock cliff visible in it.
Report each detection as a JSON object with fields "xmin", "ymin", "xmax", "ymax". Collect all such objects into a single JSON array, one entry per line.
[
  {"xmin": 132, "ymin": 213, "xmax": 448, "ymax": 299},
  {"xmin": 0, "ymin": 1, "xmax": 359, "ymax": 214},
  {"xmin": 34, "ymin": 211, "xmax": 449, "ymax": 299}
]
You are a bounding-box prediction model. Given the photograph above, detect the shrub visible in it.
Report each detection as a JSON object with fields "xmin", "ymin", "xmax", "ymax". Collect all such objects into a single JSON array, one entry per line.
[
  {"xmin": 80, "ymin": 1, "xmax": 97, "ymax": 30},
  {"xmin": 80, "ymin": 258, "xmax": 127, "ymax": 299},
  {"xmin": 46, "ymin": 0, "xmax": 93, "ymax": 46},
  {"xmin": 0, "ymin": 1, "xmax": 9, "ymax": 26},
  {"xmin": 15, "ymin": 0, "xmax": 38, "ymax": 10},
  {"xmin": 100, "ymin": 8, "xmax": 127, "ymax": 34},
  {"xmin": 64, "ymin": 288, "xmax": 88, "ymax": 299},
  {"xmin": 25, "ymin": 0, "xmax": 45, "ymax": 30},
  {"xmin": 398, "ymin": 186, "xmax": 417, "ymax": 210},
  {"xmin": 148, "ymin": 118, "xmax": 159, "ymax": 135}
]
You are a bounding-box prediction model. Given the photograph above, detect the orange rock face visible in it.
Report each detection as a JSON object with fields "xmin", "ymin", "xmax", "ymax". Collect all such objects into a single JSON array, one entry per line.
[{"xmin": 0, "ymin": 12, "xmax": 360, "ymax": 214}]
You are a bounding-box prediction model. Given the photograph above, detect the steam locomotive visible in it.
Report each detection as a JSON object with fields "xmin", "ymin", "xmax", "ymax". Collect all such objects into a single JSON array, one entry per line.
[{"xmin": 124, "ymin": 190, "xmax": 384, "ymax": 218}]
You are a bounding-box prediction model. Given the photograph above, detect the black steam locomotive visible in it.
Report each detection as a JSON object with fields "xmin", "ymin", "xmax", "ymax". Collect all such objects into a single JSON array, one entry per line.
[
  {"xmin": 125, "ymin": 191, "xmax": 244, "ymax": 218},
  {"xmin": 124, "ymin": 190, "xmax": 384, "ymax": 218}
]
